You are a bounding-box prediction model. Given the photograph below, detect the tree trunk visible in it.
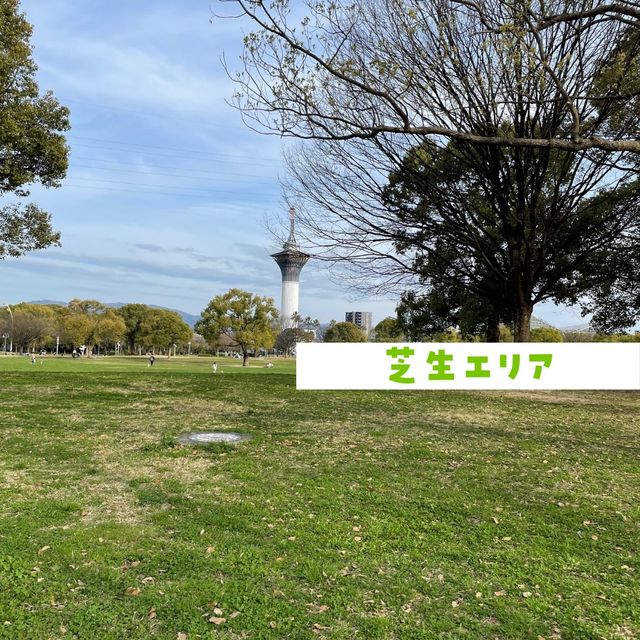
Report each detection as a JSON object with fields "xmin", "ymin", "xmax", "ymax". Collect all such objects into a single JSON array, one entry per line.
[
  {"xmin": 486, "ymin": 310, "xmax": 501, "ymax": 342},
  {"xmin": 513, "ymin": 305, "xmax": 532, "ymax": 342},
  {"xmin": 486, "ymin": 323, "xmax": 500, "ymax": 342},
  {"xmin": 242, "ymin": 348, "xmax": 249, "ymax": 367},
  {"xmin": 510, "ymin": 240, "xmax": 533, "ymax": 342}
]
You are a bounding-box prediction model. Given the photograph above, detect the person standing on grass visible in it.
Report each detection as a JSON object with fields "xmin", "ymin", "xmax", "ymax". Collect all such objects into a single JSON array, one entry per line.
[
  {"xmin": 212, "ymin": 361, "xmax": 218, "ymax": 373},
  {"xmin": 148, "ymin": 354, "xmax": 155, "ymax": 367}
]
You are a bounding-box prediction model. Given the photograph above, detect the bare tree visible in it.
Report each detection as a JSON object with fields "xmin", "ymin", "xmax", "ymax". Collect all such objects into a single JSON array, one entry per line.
[
  {"xmin": 1, "ymin": 312, "xmax": 51, "ymax": 352},
  {"xmin": 225, "ymin": 0, "xmax": 640, "ymax": 154}
]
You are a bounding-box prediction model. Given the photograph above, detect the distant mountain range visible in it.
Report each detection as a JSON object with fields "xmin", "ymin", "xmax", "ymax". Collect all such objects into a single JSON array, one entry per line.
[{"xmin": 28, "ymin": 300, "xmax": 200, "ymax": 328}]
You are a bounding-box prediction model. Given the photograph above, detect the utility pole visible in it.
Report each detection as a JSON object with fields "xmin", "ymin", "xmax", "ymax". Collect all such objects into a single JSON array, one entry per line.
[{"xmin": 1, "ymin": 304, "xmax": 13, "ymax": 354}]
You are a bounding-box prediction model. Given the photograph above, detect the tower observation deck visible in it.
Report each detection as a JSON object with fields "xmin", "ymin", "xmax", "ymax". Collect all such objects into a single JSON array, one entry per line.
[{"xmin": 271, "ymin": 208, "xmax": 310, "ymax": 329}]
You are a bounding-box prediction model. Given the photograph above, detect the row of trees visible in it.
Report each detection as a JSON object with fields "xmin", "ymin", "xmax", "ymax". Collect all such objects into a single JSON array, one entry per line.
[
  {"xmin": 0, "ymin": 301, "xmax": 192, "ymax": 355},
  {"xmin": 194, "ymin": 288, "xmax": 640, "ymax": 364},
  {"xmin": 370, "ymin": 317, "xmax": 640, "ymax": 343},
  {"xmin": 5, "ymin": 291, "xmax": 636, "ymax": 360}
]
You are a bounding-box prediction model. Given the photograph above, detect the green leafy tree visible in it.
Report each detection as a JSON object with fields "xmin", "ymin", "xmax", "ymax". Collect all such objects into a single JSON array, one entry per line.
[
  {"xmin": 138, "ymin": 308, "xmax": 191, "ymax": 355},
  {"xmin": 499, "ymin": 325, "xmax": 514, "ymax": 343},
  {"xmin": 93, "ymin": 309, "xmax": 127, "ymax": 353},
  {"xmin": 275, "ymin": 327, "xmax": 314, "ymax": 356},
  {"xmin": 0, "ymin": 0, "xmax": 69, "ymax": 259},
  {"xmin": 13, "ymin": 302, "xmax": 59, "ymax": 325},
  {"xmin": 372, "ymin": 317, "xmax": 403, "ymax": 342},
  {"xmin": 324, "ymin": 321, "xmax": 366, "ymax": 343},
  {"xmin": 576, "ymin": 243, "xmax": 640, "ymax": 333},
  {"xmin": 593, "ymin": 332, "xmax": 640, "ymax": 343},
  {"xmin": 0, "ymin": 311, "xmax": 50, "ymax": 351},
  {"xmin": 4, "ymin": 302, "xmax": 59, "ymax": 351},
  {"xmin": 56, "ymin": 305, "xmax": 92, "ymax": 351},
  {"xmin": 196, "ymin": 289, "xmax": 278, "ymax": 366},
  {"xmin": 117, "ymin": 303, "xmax": 153, "ymax": 353},
  {"xmin": 396, "ymin": 286, "xmax": 508, "ymax": 343},
  {"xmin": 383, "ymin": 141, "xmax": 639, "ymax": 342},
  {"xmin": 530, "ymin": 327, "xmax": 564, "ymax": 342},
  {"xmin": 58, "ymin": 300, "xmax": 125, "ymax": 356},
  {"xmin": 431, "ymin": 328, "xmax": 462, "ymax": 343}
]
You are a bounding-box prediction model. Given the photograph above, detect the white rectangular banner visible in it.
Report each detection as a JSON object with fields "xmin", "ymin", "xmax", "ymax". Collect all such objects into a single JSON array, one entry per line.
[{"xmin": 296, "ymin": 343, "xmax": 640, "ymax": 390}]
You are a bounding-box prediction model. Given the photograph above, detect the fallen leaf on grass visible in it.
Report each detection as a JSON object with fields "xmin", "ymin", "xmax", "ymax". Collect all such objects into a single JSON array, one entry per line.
[
  {"xmin": 494, "ymin": 590, "xmax": 506, "ymax": 597},
  {"xmin": 125, "ymin": 587, "xmax": 141, "ymax": 596},
  {"xmin": 147, "ymin": 608, "xmax": 156, "ymax": 619},
  {"xmin": 37, "ymin": 546, "xmax": 50, "ymax": 556},
  {"xmin": 522, "ymin": 592, "xmax": 532, "ymax": 598},
  {"xmin": 339, "ymin": 565, "xmax": 357, "ymax": 577},
  {"xmin": 177, "ymin": 634, "xmax": 187, "ymax": 640},
  {"xmin": 208, "ymin": 617, "xmax": 225, "ymax": 625}
]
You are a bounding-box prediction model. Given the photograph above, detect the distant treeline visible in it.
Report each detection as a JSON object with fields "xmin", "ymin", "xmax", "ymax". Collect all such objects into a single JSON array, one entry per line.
[
  {"xmin": 0, "ymin": 300, "xmax": 204, "ymax": 355},
  {"xmin": 370, "ymin": 318, "xmax": 640, "ymax": 343}
]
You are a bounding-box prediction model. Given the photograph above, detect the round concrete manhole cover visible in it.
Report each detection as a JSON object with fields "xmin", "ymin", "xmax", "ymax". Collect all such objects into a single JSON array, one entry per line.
[{"xmin": 178, "ymin": 432, "xmax": 252, "ymax": 445}]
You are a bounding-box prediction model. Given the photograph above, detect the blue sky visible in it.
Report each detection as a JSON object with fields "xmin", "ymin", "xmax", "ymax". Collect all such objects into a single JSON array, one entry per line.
[{"xmin": 2, "ymin": 0, "xmax": 590, "ymax": 329}]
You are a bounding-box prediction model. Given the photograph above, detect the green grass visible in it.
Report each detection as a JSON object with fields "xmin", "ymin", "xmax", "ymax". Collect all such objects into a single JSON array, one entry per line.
[{"xmin": 0, "ymin": 355, "xmax": 638, "ymax": 639}]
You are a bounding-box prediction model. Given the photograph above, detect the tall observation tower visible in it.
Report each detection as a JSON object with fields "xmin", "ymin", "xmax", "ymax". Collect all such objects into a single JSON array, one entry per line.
[{"xmin": 271, "ymin": 207, "xmax": 310, "ymax": 329}]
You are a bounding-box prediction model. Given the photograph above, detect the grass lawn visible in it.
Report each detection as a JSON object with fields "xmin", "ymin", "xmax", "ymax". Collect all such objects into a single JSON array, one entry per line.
[{"xmin": 0, "ymin": 354, "xmax": 638, "ymax": 639}]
